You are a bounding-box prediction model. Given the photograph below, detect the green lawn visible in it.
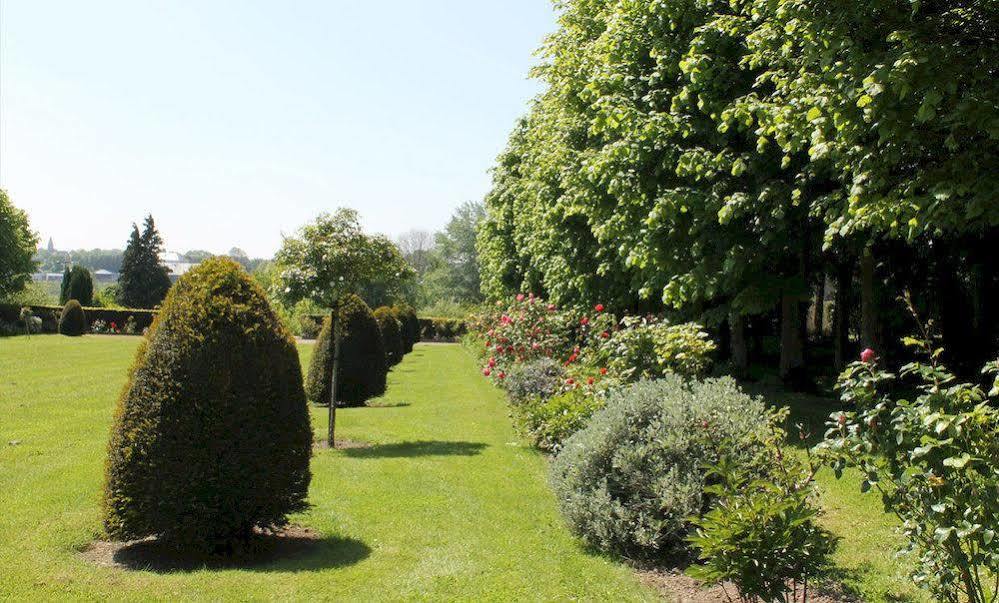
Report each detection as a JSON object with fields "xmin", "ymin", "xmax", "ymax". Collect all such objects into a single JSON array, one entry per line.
[
  {"xmin": 0, "ymin": 336, "xmax": 654, "ymax": 601},
  {"xmin": 1, "ymin": 336, "xmax": 926, "ymax": 601}
]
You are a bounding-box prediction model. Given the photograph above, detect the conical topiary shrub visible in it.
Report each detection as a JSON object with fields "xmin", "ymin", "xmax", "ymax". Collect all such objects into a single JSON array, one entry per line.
[
  {"xmin": 58, "ymin": 300, "xmax": 87, "ymax": 336},
  {"xmin": 306, "ymin": 294, "xmax": 387, "ymax": 407},
  {"xmin": 393, "ymin": 304, "xmax": 420, "ymax": 353},
  {"xmin": 102, "ymin": 257, "xmax": 312, "ymax": 552},
  {"xmin": 373, "ymin": 306, "xmax": 404, "ymax": 366}
]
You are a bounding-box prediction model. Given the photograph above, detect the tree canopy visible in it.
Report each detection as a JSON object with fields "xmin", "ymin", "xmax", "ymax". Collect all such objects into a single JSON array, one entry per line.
[
  {"xmin": 476, "ymin": 0, "xmax": 999, "ymax": 377},
  {"xmin": 275, "ymin": 208, "xmax": 414, "ymax": 310},
  {"xmin": 0, "ymin": 189, "xmax": 39, "ymax": 302}
]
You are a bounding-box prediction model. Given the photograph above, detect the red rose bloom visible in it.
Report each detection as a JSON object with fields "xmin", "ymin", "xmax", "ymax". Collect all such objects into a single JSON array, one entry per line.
[
  {"xmin": 482, "ymin": 368, "xmax": 491, "ymax": 377},
  {"xmin": 600, "ymin": 367, "xmax": 608, "ymax": 375},
  {"xmin": 860, "ymin": 348, "xmax": 876, "ymax": 363},
  {"xmin": 594, "ymin": 304, "xmax": 605, "ymax": 312}
]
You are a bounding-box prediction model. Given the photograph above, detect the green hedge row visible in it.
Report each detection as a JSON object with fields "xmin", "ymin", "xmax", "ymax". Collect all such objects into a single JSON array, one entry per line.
[
  {"xmin": 418, "ymin": 317, "xmax": 467, "ymax": 341},
  {"xmin": 0, "ymin": 303, "xmax": 157, "ymax": 334}
]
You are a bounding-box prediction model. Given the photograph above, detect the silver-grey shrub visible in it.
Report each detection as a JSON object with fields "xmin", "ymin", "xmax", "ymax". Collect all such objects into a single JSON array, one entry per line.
[
  {"xmin": 503, "ymin": 357, "xmax": 565, "ymax": 404},
  {"xmin": 550, "ymin": 375, "xmax": 773, "ymax": 557}
]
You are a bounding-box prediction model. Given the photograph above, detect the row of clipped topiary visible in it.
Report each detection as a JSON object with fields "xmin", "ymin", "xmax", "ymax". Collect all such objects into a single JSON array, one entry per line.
[
  {"xmin": 101, "ymin": 258, "xmax": 425, "ymax": 553},
  {"xmin": 303, "ymin": 299, "xmax": 419, "ymax": 407}
]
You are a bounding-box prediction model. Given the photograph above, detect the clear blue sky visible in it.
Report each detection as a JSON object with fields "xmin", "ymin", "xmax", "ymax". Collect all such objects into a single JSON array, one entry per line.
[{"xmin": 0, "ymin": 1, "xmax": 554, "ymax": 257}]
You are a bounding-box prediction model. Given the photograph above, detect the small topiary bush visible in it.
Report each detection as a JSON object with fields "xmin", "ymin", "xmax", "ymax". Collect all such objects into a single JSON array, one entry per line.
[
  {"xmin": 102, "ymin": 257, "xmax": 312, "ymax": 552},
  {"xmin": 550, "ymin": 376, "xmax": 774, "ymax": 557},
  {"xmin": 393, "ymin": 304, "xmax": 420, "ymax": 352},
  {"xmin": 58, "ymin": 300, "xmax": 87, "ymax": 336},
  {"xmin": 503, "ymin": 357, "xmax": 566, "ymax": 404},
  {"xmin": 307, "ymin": 294, "xmax": 388, "ymax": 406},
  {"xmin": 373, "ymin": 306, "xmax": 404, "ymax": 366}
]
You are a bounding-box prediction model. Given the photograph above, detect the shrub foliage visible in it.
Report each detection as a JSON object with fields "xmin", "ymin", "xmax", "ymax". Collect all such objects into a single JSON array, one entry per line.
[
  {"xmin": 58, "ymin": 300, "xmax": 87, "ymax": 336},
  {"xmin": 393, "ymin": 304, "xmax": 420, "ymax": 353},
  {"xmin": 551, "ymin": 376, "xmax": 774, "ymax": 557},
  {"xmin": 307, "ymin": 294, "xmax": 388, "ymax": 406},
  {"xmin": 60, "ymin": 265, "xmax": 94, "ymax": 306},
  {"xmin": 373, "ymin": 306, "xmax": 404, "ymax": 366},
  {"xmin": 102, "ymin": 257, "xmax": 312, "ymax": 551}
]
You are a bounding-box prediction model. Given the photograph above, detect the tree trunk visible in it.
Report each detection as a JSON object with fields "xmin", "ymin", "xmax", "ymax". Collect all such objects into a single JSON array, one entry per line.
[
  {"xmin": 328, "ymin": 307, "xmax": 342, "ymax": 448},
  {"xmin": 810, "ymin": 277, "xmax": 826, "ymax": 338},
  {"xmin": 730, "ymin": 312, "xmax": 748, "ymax": 374},
  {"xmin": 779, "ymin": 293, "xmax": 805, "ymax": 379},
  {"xmin": 860, "ymin": 248, "xmax": 880, "ymax": 352},
  {"xmin": 833, "ymin": 261, "xmax": 852, "ymax": 371}
]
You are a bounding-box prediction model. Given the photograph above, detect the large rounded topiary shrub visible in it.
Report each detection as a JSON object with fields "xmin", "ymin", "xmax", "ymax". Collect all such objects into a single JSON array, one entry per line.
[
  {"xmin": 393, "ymin": 304, "xmax": 420, "ymax": 353},
  {"xmin": 102, "ymin": 257, "xmax": 312, "ymax": 551},
  {"xmin": 373, "ymin": 306, "xmax": 404, "ymax": 366},
  {"xmin": 551, "ymin": 376, "xmax": 774, "ymax": 558},
  {"xmin": 306, "ymin": 294, "xmax": 388, "ymax": 407},
  {"xmin": 58, "ymin": 300, "xmax": 87, "ymax": 336}
]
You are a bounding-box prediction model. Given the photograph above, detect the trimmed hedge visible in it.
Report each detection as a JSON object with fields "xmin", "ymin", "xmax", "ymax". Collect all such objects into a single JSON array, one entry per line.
[
  {"xmin": 306, "ymin": 294, "xmax": 388, "ymax": 407},
  {"xmin": 0, "ymin": 303, "xmax": 157, "ymax": 335},
  {"xmin": 373, "ymin": 306, "xmax": 404, "ymax": 366},
  {"xmin": 58, "ymin": 300, "xmax": 87, "ymax": 336},
  {"xmin": 102, "ymin": 257, "xmax": 311, "ymax": 551},
  {"xmin": 418, "ymin": 317, "xmax": 467, "ymax": 341}
]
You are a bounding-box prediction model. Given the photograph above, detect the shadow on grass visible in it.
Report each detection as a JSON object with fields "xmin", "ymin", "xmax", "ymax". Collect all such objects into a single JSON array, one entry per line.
[
  {"xmin": 340, "ymin": 440, "xmax": 487, "ymax": 459},
  {"xmin": 739, "ymin": 381, "xmax": 845, "ymax": 449},
  {"xmin": 365, "ymin": 402, "xmax": 411, "ymax": 409},
  {"xmin": 90, "ymin": 529, "xmax": 370, "ymax": 574}
]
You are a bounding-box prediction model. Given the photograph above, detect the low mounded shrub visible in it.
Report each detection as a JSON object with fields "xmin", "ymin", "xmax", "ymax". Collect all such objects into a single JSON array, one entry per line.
[
  {"xmin": 503, "ymin": 357, "xmax": 566, "ymax": 404},
  {"xmin": 373, "ymin": 306, "xmax": 404, "ymax": 366},
  {"xmin": 102, "ymin": 258, "xmax": 312, "ymax": 551},
  {"xmin": 307, "ymin": 294, "xmax": 388, "ymax": 406},
  {"xmin": 58, "ymin": 300, "xmax": 87, "ymax": 336},
  {"xmin": 551, "ymin": 376, "xmax": 774, "ymax": 557},
  {"xmin": 517, "ymin": 388, "xmax": 604, "ymax": 452}
]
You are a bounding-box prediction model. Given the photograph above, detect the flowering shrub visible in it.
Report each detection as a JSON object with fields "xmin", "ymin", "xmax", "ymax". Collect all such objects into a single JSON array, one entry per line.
[
  {"xmin": 123, "ymin": 316, "xmax": 139, "ymax": 335},
  {"xmin": 818, "ymin": 302, "xmax": 999, "ymax": 603},
  {"xmin": 515, "ymin": 387, "xmax": 605, "ymax": 452},
  {"xmin": 590, "ymin": 317, "xmax": 716, "ymax": 381},
  {"xmin": 468, "ymin": 294, "xmax": 578, "ymax": 379}
]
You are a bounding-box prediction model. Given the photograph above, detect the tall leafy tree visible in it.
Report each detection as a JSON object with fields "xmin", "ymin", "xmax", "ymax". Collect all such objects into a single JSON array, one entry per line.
[
  {"xmin": 117, "ymin": 215, "xmax": 172, "ymax": 308},
  {"xmin": 0, "ymin": 189, "xmax": 39, "ymax": 302},
  {"xmin": 275, "ymin": 208, "xmax": 413, "ymax": 445},
  {"xmin": 433, "ymin": 201, "xmax": 486, "ymax": 303}
]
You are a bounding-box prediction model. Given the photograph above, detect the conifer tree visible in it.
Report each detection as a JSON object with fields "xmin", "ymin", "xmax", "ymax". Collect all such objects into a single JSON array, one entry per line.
[{"xmin": 117, "ymin": 215, "xmax": 172, "ymax": 308}]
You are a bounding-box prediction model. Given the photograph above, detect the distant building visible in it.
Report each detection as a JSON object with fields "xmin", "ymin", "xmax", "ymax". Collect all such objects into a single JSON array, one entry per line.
[
  {"xmin": 31, "ymin": 272, "xmax": 64, "ymax": 282},
  {"xmin": 47, "ymin": 237, "xmax": 55, "ymax": 252},
  {"xmin": 93, "ymin": 269, "xmax": 117, "ymax": 282},
  {"xmin": 160, "ymin": 251, "xmax": 197, "ymax": 281}
]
